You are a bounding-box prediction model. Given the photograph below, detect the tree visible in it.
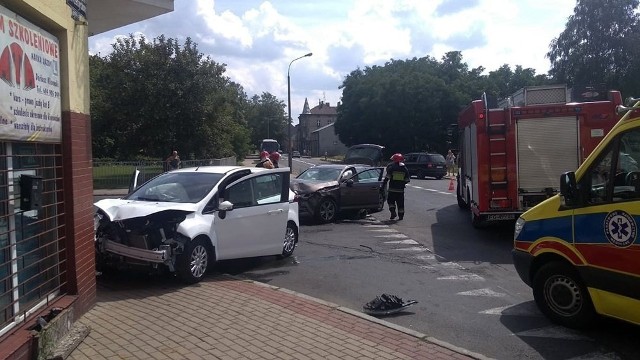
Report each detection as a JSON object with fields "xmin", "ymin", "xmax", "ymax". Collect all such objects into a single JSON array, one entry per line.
[
  {"xmin": 334, "ymin": 52, "xmax": 547, "ymax": 155},
  {"xmin": 547, "ymin": 0, "xmax": 640, "ymax": 96},
  {"xmin": 90, "ymin": 35, "xmax": 251, "ymax": 160},
  {"xmin": 245, "ymin": 93, "xmax": 287, "ymax": 150}
]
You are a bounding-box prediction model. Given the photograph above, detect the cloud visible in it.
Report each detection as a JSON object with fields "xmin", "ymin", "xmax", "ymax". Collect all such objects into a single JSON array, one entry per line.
[{"xmin": 89, "ymin": 0, "xmax": 577, "ymax": 118}]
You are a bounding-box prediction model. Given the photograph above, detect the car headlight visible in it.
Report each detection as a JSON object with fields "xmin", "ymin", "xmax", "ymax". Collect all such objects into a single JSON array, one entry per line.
[{"xmin": 514, "ymin": 217, "xmax": 525, "ymax": 240}]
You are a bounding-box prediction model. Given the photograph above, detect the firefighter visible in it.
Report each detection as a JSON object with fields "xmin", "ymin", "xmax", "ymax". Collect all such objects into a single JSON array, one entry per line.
[{"xmin": 385, "ymin": 153, "xmax": 410, "ymax": 220}]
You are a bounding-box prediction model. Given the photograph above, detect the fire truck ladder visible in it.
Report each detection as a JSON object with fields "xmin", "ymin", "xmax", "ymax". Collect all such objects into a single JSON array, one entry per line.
[{"xmin": 487, "ymin": 114, "xmax": 509, "ymax": 208}]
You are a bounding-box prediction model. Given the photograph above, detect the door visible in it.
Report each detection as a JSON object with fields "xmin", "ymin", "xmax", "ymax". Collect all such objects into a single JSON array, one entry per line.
[
  {"xmin": 341, "ymin": 168, "xmax": 384, "ymax": 209},
  {"xmin": 572, "ymin": 127, "xmax": 640, "ymax": 323},
  {"xmin": 213, "ymin": 170, "xmax": 289, "ymax": 260}
]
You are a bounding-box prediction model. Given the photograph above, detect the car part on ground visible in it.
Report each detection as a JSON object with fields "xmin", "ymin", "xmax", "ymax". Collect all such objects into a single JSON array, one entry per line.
[{"xmin": 363, "ymin": 294, "xmax": 418, "ymax": 316}]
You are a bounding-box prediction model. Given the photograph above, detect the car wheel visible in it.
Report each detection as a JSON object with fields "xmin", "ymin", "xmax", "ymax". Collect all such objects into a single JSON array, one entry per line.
[
  {"xmin": 417, "ymin": 170, "xmax": 426, "ymax": 179},
  {"xmin": 532, "ymin": 261, "xmax": 596, "ymax": 329},
  {"xmin": 316, "ymin": 197, "xmax": 337, "ymax": 223},
  {"xmin": 280, "ymin": 222, "xmax": 297, "ymax": 258},
  {"xmin": 176, "ymin": 237, "xmax": 211, "ymax": 284},
  {"xmin": 374, "ymin": 192, "xmax": 385, "ymax": 212}
]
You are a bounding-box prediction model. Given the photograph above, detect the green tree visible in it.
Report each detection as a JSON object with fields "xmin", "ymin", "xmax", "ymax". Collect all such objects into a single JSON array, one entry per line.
[
  {"xmin": 335, "ymin": 52, "xmax": 547, "ymax": 155},
  {"xmin": 90, "ymin": 35, "xmax": 251, "ymax": 160},
  {"xmin": 245, "ymin": 93, "xmax": 287, "ymax": 150},
  {"xmin": 547, "ymin": 0, "xmax": 640, "ymax": 95}
]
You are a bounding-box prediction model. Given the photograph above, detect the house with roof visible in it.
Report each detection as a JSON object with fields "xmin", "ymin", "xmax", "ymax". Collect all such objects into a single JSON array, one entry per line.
[{"xmin": 296, "ymin": 98, "xmax": 348, "ymax": 157}]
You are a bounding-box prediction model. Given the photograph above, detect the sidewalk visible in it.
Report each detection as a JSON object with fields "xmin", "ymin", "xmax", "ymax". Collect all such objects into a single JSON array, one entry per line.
[{"xmin": 67, "ymin": 274, "xmax": 489, "ymax": 360}]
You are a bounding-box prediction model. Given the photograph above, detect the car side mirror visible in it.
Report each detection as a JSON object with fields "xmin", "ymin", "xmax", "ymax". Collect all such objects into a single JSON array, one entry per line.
[
  {"xmin": 215, "ymin": 200, "xmax": 234, "ymax": 219},
  {"xmin": 560, "ymin": 171, "xmax": 577, "ymax": 207}
]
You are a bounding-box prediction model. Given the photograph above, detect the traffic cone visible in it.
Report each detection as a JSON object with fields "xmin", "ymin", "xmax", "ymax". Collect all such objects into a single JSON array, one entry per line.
[{"xmin": 448, "ymin": 177, "xmax": 455, "ymax": 191}]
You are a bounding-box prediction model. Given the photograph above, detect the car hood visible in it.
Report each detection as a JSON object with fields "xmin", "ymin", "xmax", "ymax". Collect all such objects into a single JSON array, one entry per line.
[
  {"xmin": 94, "ymin": 198, "xmax": 198, "ymax": 221},
  {"xmin": 290, "ymin": 179, "xmax": 338, "ymax": 194}
]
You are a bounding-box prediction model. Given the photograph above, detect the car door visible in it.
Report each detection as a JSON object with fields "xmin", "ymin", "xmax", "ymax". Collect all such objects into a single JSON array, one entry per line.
[
  {"xmin": 212, "ymin": 169, "xmax": 289, "ymax": 260},
  {"xmin": 572, "ymin": 128, "xmax": 640, "ymax": 322},
  {"xmin": 343, "ymin": 168, "xmax": 384, "ymax": 208}
]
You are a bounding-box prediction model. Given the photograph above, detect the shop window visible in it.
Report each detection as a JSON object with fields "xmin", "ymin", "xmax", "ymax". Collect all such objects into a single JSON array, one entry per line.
[{"xmin": 0, "ymin": 142, "xmax": 64, "ymax": 336}]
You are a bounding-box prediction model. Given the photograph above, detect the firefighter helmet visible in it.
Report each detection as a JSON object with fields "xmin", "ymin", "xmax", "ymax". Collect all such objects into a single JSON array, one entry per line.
[{"xmin": 390, "ymin": 153, "xmax": 404, "ymax": 163}]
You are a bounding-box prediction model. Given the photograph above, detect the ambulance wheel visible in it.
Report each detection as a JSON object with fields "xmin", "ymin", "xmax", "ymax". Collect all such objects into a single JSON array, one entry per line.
[{"xmin": 532, "ymin": 261, "xmax": 596, "ymax": 329}]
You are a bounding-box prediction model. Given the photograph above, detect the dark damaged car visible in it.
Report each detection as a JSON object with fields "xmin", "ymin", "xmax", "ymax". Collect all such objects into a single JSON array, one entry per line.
[
  {"xmin": 290, "ymin": 164, "xmax": 386, "ymax": 223},
  {"xmin": 94, "ymin": 166, "xmax": 299, "ymax": 284}
]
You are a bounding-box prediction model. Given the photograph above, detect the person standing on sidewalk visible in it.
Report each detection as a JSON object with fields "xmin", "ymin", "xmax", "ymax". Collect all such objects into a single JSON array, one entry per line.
[
  {"xmin": 256, "ymin": 151, "xmax": 274, "ymax": 169},
  {"xmin": 385, "ymin": 153, "xmax": 410, "ymax": 220},
  {"xmin": 445, "ymin": 149, "xmax": 456, "ymax": 178},
  {"xmin": 166, "ymin": 150, "xmax": 181, "ymax": 171}
]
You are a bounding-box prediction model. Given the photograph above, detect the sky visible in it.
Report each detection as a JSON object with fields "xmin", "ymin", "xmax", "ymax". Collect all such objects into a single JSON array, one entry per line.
[{"xmin": 88, "ymin": 0, "xmax": 577, "ymax": 121}]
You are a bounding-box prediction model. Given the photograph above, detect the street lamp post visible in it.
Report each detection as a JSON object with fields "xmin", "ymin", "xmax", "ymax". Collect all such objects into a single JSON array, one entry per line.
[{"xmin": 287, "ymin": 52, "xmax": 312, "ymax": 171}]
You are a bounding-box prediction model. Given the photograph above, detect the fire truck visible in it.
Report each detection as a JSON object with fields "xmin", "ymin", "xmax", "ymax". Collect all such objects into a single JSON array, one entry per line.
[{"xmin": 456, "ymin": 85, "xmax": 623, "ymax": 227}]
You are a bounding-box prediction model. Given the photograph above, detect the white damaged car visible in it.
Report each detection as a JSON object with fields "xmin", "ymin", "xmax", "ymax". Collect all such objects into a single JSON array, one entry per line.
[{"xmin": 94, "ymin": 166, "xmax": 299, "ymax": 284}]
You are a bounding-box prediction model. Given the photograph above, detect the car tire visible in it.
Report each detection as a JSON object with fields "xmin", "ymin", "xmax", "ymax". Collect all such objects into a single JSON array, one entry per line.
[
  {"xmin": 532, "ymin": 261, "xmax": 596, "ymax": 329},
  {"xmin": 457, "ymin": 182, "xmax": 468, "ymax": 209},
  {"xmin": 417, "ymin": 170, "xmax": 426, "ymax": 180},
  {"xmin": 280, "ymin": 221, "xmax": 298, "ymax": 258},
  {"xmin": 176, "ymin": 237, "xmax": 211, "ymax": 284},
  {"xmin": 316, "ymin": 197, "xmax": 337, "ymax": 223},
  {"xmin": 374, "ymin": 192, "xmax": 385, "ymax": 213}
]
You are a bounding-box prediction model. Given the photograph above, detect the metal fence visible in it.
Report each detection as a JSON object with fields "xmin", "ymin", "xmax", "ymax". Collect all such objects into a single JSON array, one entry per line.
[{"xmin": 93, "ymin": 156, "xmax": 237, "ymax": 189}]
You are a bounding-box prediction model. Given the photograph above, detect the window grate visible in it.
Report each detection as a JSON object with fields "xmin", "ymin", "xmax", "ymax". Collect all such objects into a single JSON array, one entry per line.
[{"xmin": 0, "ymin": 142, "xmax": 67, "ymax": 337}]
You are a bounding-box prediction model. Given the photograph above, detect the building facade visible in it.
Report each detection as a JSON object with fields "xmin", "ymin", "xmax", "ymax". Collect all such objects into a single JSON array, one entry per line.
[
  {"xmin": 0, "ymin": 1, "xmax": 173, "ymax": 359},
  {"xmin": 296, "ymin": 98, "xmax": 347, "ymax": 156}
]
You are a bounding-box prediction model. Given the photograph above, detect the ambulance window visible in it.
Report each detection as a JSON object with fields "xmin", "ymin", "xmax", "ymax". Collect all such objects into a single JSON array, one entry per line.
[
  {"xmin": 612, "ymin": 129, "xmax": 640, "ymax": 202},
  {"xmin": 588, "ymin": 148, "xmax": 614, "ymax": 204}
]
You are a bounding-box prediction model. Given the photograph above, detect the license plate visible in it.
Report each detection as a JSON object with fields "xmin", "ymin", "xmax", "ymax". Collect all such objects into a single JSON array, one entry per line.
[
  {"xmin": 486, "ymin": 214, "xmax": 516, "ymax": 221},
  {"xmin": 436, "ymin": 165, "xmax": 443, "ymax": 168}
]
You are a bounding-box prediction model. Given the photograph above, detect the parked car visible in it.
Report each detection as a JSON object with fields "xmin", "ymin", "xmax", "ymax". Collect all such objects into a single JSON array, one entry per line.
[
  {"xmin": 404, "ymin": 152, "xmax": 447, "ymax": 179},
  {"xmin": 344, "ymin": 144, "xmax": 386, "ymax": 166},
  {"xmin": 292, "ymin": 150, "xmax": 301, "ymax": 158},
  {"xmin": 94, "ymin": 166, "xmax": 299, "ymax": 284},
  {"xmin": 291, "ymin": 164, "xmax": 386, "ymax": 223}
]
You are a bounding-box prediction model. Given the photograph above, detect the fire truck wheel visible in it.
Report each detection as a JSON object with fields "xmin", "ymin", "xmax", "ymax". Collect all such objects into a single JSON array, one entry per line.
[
  {"xmin": 457, "ymin": 183, "xmax": 468, "ymax": 209},
  {"xmin": 532, "ymin": 261, "xmax": 596, "ymax": 329}
]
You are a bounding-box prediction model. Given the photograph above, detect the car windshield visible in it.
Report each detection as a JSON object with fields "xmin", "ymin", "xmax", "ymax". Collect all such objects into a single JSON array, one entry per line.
[
  {"xmin": 297, "ymin": 167, "xmax": 343, "ymax": 181},
  {"xmin": 345, "ymin": 147, "xmax": 381, "ymax": 161},
  {"xmin": 431, "ymin": 154, "xmax": 446, "ymax": 162},
  {"xmin": 126, "ymin": 172, "xmax": 224, "ymax": 203}
]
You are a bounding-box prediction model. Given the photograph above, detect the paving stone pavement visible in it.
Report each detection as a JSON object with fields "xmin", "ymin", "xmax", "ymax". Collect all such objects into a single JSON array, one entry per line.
[{"xmin": 67, "ymin": 274, "xmax": 489, "ymax": 360}]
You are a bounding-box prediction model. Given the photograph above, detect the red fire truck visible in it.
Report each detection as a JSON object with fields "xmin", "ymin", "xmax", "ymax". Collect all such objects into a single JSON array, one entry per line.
[{"xmin": 456, "ymin": 85, "xmax": 623, "ymax": 227}]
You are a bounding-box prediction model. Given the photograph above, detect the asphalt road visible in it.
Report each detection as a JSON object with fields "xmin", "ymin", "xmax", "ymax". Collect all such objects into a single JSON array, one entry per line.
[{"xmin": 94, "ymin": 158, "xmax": 640, "ymax": 360}]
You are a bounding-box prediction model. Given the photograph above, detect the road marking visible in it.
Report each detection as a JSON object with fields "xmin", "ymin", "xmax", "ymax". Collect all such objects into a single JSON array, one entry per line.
[
  {"xmin": 384, "ymin": 239, "xmax": 419, "ymax": 245},
  {"xmin": 369, "ymin": 228, "xmax": 398, "ymax": 233},
  {"xmin": 480, "ymin": 304, "xmax": 543, "ymax": 317},
  {"xmin": 457, "ymin": 288, "xmax": 506, "ymax": 297},
  {"xmin": 374, "ymin": 233, "xmax": 408, "ymax": 238},
  {"xmin": 438, "ymin": 262, "xmax": 465, "ymax": 269},
  {"xmin": 394, "ymin": 246, "xmax": 427, "ymax": 252},
  {"xmin": 414, "ymin": 254, "xmax": 436, "ymax": 261},
  {"xmin": 362, "ymin": 224, "xmax": 389, "ymax": 228},
  {"xmin": 515, "ymin": 325, "xmax": 591, "ymax": 341},
  {"xmin": 407, "ymin": 184, "xmax": 454, "ymax": 196},
  {"xmin": 437, "ymin": 274, "xmax": 485, "ymax": 281}
]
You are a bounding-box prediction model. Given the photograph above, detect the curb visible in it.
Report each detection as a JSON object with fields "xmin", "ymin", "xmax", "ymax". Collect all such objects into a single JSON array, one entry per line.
[{"xmin": 232, "ymin": 275, "xmax": 493, "ymax": 360}]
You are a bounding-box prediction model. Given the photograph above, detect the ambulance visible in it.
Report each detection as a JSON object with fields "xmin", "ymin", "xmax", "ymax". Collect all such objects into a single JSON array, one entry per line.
[{"xmin": 513, "ymin": 98, "xmax": 640, "ymax": 328}]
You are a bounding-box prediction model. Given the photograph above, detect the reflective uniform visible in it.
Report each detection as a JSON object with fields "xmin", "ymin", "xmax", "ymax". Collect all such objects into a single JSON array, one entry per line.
[{"xmin": 385, "ymin": 162, "xmax": 410, "ymax": 220}]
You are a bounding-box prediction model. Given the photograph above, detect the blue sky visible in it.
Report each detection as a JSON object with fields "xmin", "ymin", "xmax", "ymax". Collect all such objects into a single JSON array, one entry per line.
[{"xmin": 89, "ymin": 0, "xmax": 576, "ymax": 120}]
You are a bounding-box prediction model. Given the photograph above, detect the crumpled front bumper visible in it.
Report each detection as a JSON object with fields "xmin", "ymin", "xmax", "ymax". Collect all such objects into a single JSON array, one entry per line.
[{"xmin": 100, "ymin": 239, "xmax": 172, "ymax": 264}]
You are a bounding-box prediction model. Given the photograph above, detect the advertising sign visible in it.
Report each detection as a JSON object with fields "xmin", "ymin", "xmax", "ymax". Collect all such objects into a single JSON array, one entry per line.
[{"xmin": 0, "ymin": 5, "xmax": 61, "ymax": 142}]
